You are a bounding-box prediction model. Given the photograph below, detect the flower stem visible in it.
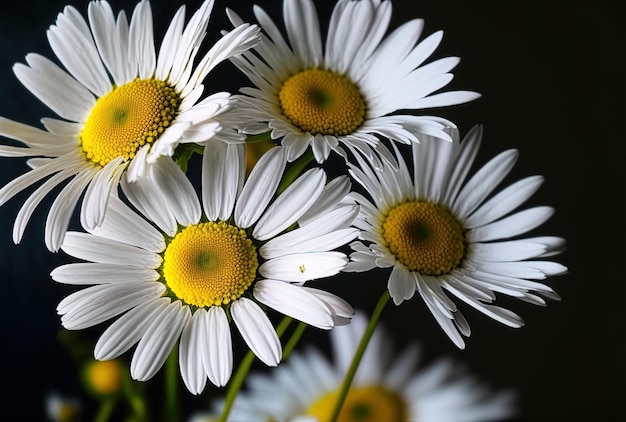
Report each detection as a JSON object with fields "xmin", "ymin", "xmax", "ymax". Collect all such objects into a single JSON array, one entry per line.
[
  {"xmin": 282, "ymin": 321, "xmax": 307, "ymax": 361},
  {"xmin": 93, "ymin": 397, "xmax": 116, "ymax": 422},
  {"xmin": 218, "ymin": 316, "xmax": 293, "ymax": 422},
  {"xmin": 245, "ymin": 131, "xmax": 273, "ymax": 143},
  {"xmin": 277, "ymin": 150, "xmax": 314, "ymax": 194},
  {"xmin": 163, "ymin": 346, "xmax": 180, "ymax": 421},
  {"xmin": 329, "ymin": 290, "xmax": 391, "ymax": 422}
]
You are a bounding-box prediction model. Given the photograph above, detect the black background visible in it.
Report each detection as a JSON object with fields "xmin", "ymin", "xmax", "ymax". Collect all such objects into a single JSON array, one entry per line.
[{"xmin": 0, "ymin": 0, "xmax": 623, "ymax": 420}]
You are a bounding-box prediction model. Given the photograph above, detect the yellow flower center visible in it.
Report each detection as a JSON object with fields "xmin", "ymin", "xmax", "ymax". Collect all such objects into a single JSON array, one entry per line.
[
  {"xmin": 307, "ymin": 385, "xmax": 408, "ymax": 422},
  {"xmin": 162, "ymin": 222, "xmax": 258, "ymax": 307},
  {"xmin": 80, "ymin": 78, "xmax": 181, "ymax": 166},
  {"xmin": 278, "ymin": 68, "xmax": 366, "ymax": 136},
  {"xmin": 382, "ymin": 201, "xmax": 465, "ymax": 275},
  {"xmin": 84, "ymin": 359, "xmax": 122, "ymax": 395}
]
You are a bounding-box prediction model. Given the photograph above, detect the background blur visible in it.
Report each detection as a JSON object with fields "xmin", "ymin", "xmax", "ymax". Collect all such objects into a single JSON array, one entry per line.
[{"xmin": 0, "ymin": 0, "xmax": 623, "ymax": 420}]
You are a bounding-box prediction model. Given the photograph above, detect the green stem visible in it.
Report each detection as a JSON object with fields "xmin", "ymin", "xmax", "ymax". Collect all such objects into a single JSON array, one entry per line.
[
  {"xmin": 93, "ymin": 397, "xmax": 116, "ymax": 422},
  {"xmin": 282, "ymin": 321, "xmax": 307, "ymax": 361},
  {"xmin": 329, "ymin": 290, "xmax": 391, "ymax": 422},
  {"xmin": 245, "ymin": 131, "xmax": 273, "ymax": 143},
  {"xmin": 277, "ymin": 150, "xmax": 315, "ymax": 194},
  {"xmin": 218, "ymin": 317, "xmax": 293, "ymax": 422},
  {"xmin": 164, "ymin": 347, "xmax": 180, "ymax": 422}
]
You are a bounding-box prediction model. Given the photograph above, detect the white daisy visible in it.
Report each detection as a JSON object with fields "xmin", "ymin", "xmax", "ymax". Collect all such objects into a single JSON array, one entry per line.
[
  {"xmin": 51, "ymin": 143, "xmax": 358, "ymax": 394},
  {"xmin": 0, "ymin": 0, "xmax": 260, "ymax": 252},
  {"xmin": 224, "ymin": 0, "xmax": 480, "ymax": 166},
  {"xmin": 215, "ymin": 311, "xmax": 517, "ymax": 422},
  {"xmin": 344, "ymin": 125, "xmax": 567, "ymax": 349}
]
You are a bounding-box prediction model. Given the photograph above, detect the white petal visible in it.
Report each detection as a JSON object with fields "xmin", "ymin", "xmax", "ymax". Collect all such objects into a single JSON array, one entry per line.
[
  {"xmin": 148, "ymin": 157, "xmax": 201, "ymax": 227},
  {"xmin": 59, "ymin": 282, "xmax": 165, "ymax": 330},
  {"xmin": 468, "ymin": 206, "xmax": 555, "ymax": 242},
  {"xmin": 131, "ymin": 301, "xmax": 190, "ymax": 381},
  {"xmin": 13, "ymin": 54, "xmax": 95, "ymax": 122},
  {"xmin": 234, "ymin": 146, "xmax": 287, "ymax": 229},
  {"xmin": 203, "ymin": 306, "xmax": 233, "ymax": 387},
  {"xmin": 51, "ymin": 263, "xmax": 159, "ymax": 284},
  {"xmin": 61, "ymin": 232, "xmax": 162, "ymax": 268},
  {"xmin": 259, "ymin": 252, "xmax": 347, "ymax": 283},
  {"xmin": 388, "ymin": 264, "xmax": 416, "ymax": 305},
  {"xmin": 128, "ymin": 0, "xmax": 156, "ymax": 79},
  {"xmin": 95, "ymin": 297, "xmax": 170, "ymax": 360},
  {"xmin": 254, "ymin": 279, "xmax": 335, "ymax": 329},
  {"xmin": 179, "ymin": 310, "xmax": 209, "ymax": 395},
  {"xmin": 230, "ymin": 297, "xmax": 281, "ymax": 366},
  {"xmin": 253, "ymin": 168, "xmax": 326, "ymax": 241},
  {"xmin": 202, "ymin": 142, "xmax": 244, "ymax": 221}
]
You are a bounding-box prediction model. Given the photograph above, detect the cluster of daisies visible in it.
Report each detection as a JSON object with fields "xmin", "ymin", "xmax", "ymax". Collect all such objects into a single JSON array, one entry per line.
[{"xmin": 1, "ymin": 0, "xmax": 567, "ymax": 421}]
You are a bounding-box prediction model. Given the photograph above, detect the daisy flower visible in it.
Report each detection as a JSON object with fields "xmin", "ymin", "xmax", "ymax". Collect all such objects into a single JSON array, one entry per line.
[
  {"xmin": 51, "ymin": 143, "xmax": 358, "ymax": 394},
  {"xmin": 344, "ymin": 125, "xmax": 567, "ymax": 349},
  {"xmin": 224, "ymin": 0, "xmax": 480, "ymax": 166},
  {"xmin": 0, "ymin": 0, "xmax": 260, "ymax": 252},
  {"xmin": 215, "ymin": 311, "xmax": 517, "ymax": 422}
]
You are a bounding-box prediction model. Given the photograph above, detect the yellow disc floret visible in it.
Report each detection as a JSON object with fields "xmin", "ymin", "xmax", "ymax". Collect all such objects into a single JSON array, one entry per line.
[
  {"xmin": 278, "ymin": 68, "xmax": 365, "ymax": 136},
  {"xmin": 84, "ymin": 359, "xmax": 122, "ymax": 396},
  {"xmin": 382, "ymin": 201, "xmax": 465, "ymax": 276},
  {"xmin": 80, "ymin": 78, "xmax": 180, "ymax": 166},
  {"xmin": 162, "ymin": 222, "xmax": 258, "ymax": 308},
  {"xmin": 307, "ymin": 385, "xmax": 408, "ymax": 422}
]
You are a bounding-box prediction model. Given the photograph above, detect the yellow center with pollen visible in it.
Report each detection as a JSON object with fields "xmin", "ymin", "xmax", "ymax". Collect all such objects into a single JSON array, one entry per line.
[
  {"xmin": 162, "ymin": 222, "xmax": 258, "ymax": 308},
  {"xmin": 382, "ymin": 201, "xmax": 465, "ymax": 276},
  {"xmin": 278, "ymin": 68, "xmax": 366, "ymax": 136},
  {"xmin": 80, "ymin": 78, "xmax": 181, "ymax": 166},
  {"xmin": 307, "ymin": 385, "xmax": 408, "ymax": 422}
]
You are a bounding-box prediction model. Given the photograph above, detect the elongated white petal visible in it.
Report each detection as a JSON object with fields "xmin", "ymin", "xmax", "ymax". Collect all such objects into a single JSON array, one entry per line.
[
  {"xmin": 95, "ymin": 297, "xmax": 170, "ymax": 360},
  {"xmin": 254, "ymin": 279, "xmax": 336, "ymax": 329},
  {"xmin": 179, "ymin": 310, "xmax": 209, "ymax": 395},
  {"xmin": 13, "ymin": 54, "xmax": 95, "ymax": 122},
  {"xmin": 259, "ymin": 252, "xmax": 347, "ymax": 283},
  {"xmin": 388, "ymin": 264, "xmax": 416, "ymax": 305},
  {"xmin": 253, "ymin": 168, "xmax": 326, "ymax": 241},
  {"xmin": 131, "ymin": 301, "xmax": 190, "ymax": 381},
  {"xmin": 202, "ymin": 142, "xmax": 244, "ymax": 221},
  {"xmin": 234, "ymin": 146, "xmax": 287, "ymax": 229},
  {"xmin": 203, "ymin": 306, "xmax": 233, "ymax": 387},
  {"xmin": 61, "ymin": 232, "xmax": 162, "ymax": 268},
  {"xmin": 231, "ymin": 297, "xmax": 281, "ymax": 366},
  {"xmin": 58, "ymin": 282, "xmax": 165, "ymax": 330},
  {"xmin": 51, "ymin": 263, "xmax": 159, "ymax": 285},
  {"xmin": 468, "ymin": 207, "xmax": 554, "ymax": 242}
]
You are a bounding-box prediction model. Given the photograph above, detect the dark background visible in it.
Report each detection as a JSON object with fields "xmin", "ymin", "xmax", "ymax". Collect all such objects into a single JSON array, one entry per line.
[{"xmin": 0, "ymin": 0, "xmax": 623, "ymax": 420}]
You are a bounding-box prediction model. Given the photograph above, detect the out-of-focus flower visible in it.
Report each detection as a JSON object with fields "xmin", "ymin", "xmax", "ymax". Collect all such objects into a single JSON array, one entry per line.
[
  {"xmin": 225, "ymin": 0, "xmax": 479, "ymax": 166},
  {"xmin": 0, "ymin": 0, "xmax": 260, "ymax": 251},
  {"xmin": 52, "ymin": 143, "xmax": 357, "ymax": 394},
  {"xmin": 82, "ymin": 359, "xmax": 123, "ymax": 397},
  {"xmin": 45, "ymin": 392, "xmax": 81, "ymax": 422},
  {"xmin": 345, "ymin": 125, "xmax": 567, "ymax": 348},
  {"xmin": 214, "ymin": 311, "xmax": 517, "ymax": 421}
]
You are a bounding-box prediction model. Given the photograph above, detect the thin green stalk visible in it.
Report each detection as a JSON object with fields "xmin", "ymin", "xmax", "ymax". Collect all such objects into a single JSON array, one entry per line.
[
  {"xmin": 245, "ymin": 131, "xmax": 273, "ymax": 143},
  {"xmin": 164, "ymin": 347, "xmax": 180, "ymax": 422},
  {"xmin": 329, "ymin": 290, "xmax": 391, "ymax": 422},
  {"xmin": 277, "ymin": 150, "xmax": 314, "ymax": 194},
  {"xmin": 218, "ymin": 316, "xmax": 293, "ymax": 422},
  {"xmin": 282, "ymin": 321, "xmax": 307, "ymax": 361},
  {"xmin": 93, "ymin": 397, "xmax": 116, "ymax": 422}
]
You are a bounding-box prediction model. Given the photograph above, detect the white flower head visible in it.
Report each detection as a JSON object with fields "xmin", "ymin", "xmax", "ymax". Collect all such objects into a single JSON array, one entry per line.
[
  {"xmin": 215, "ymin": 311, "xmax": 518, "ymax": 421},
  {"xmin": 0, "ymin": 0, "xmax": 261, "ymax": 251},
  {"xmin": 225, "ymin": 0, "xmax": 480, "ymax": 167},
  {"xmin": 345, "ymin": 125, "xmax": 567, "ymax": 349},
  {"xmin": 52, "ymin": 143, "xmax": 358, "ymax": 394}
]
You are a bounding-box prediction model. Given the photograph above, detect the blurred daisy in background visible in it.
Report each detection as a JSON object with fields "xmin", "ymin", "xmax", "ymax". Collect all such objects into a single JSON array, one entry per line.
[
  {"xmin": 345, "ymin": 125, "xmax": 567, "ymax": 348},
  {"xmin": 52, "ymin": 143, "xmax": 357, "ymax": 394},
  {"xmin": 213, "ymin": 310, "xmax": 517, "ymax": 422},
  {"xmin": 225, "ymin": 0, "xmax": 480, "ymax": 166},
  {"xmin": 45, "ymin": 392, "xmax": 81, "ymax": 422},
  {"xmin": 0, "ymin": 0, "xmax": 260, "ymax": 251}
]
